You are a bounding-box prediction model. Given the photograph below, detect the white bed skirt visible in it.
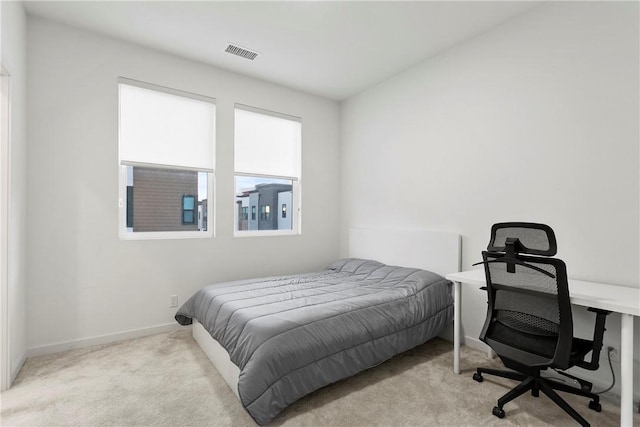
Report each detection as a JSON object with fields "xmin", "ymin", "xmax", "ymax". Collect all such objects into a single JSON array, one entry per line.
[{"xmin": 192, "ymin": 319, "xmax": 241, "ymax": 399}]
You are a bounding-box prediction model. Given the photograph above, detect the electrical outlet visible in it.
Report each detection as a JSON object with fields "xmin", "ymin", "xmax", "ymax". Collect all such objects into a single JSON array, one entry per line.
[
  {"xmin": 169, "ymin": 294, "xmax": 178, "ymax": 308},
  {"xmin": 606, "ymin": 345, "xmax": 620, "ymax": 363}
]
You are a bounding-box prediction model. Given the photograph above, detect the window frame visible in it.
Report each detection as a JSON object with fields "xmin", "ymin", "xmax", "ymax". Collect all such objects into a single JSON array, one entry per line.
[
  {"xmin": 118, "ymin": 165, "xmax": 215, "ymax": 240},
  {"xmin": 117, "ymin": 78, "xmax": 216, "ymax": 240},
  {"xmin": 233, "ymin": 173, "xmax": 300, "ymax": 238},
  {"xmin": 233, "ymin": 104, "xmax": 302, "ymax": 238}
]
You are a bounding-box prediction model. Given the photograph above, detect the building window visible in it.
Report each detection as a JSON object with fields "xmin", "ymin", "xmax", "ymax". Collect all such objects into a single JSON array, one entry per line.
[
  {"xmin": 234, "ymin": 105, "xmax": 301, "ymax": 235},
  {"xmin": 241, "ymin": 207, "xmax": 248, "ymax": 221},
  {"xmin": 182, "ymin": 195, "xmax": 196, "ymax": 224},
  {"xmin": 260, "ymin": 205, "xmax": 271, "ymax": 221},
  {"xmin": 118, "ymin": 78, "xmax": 215, "ymax": 238}
]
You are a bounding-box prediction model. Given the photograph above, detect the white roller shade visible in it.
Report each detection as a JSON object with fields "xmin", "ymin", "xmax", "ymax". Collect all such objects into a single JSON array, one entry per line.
[
  {"xmin": 234, "ymin": 107, "xmax": 301, "ymax": 178},
  {"xmin": 119, "ymin": 82, "xmax": 216, "ymax": 171}
]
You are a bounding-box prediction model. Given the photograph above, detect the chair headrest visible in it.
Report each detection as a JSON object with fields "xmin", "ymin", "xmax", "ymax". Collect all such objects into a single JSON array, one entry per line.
[{"xmin": 487, "ymin": 222, "xmax": 557, "ymax": 256}]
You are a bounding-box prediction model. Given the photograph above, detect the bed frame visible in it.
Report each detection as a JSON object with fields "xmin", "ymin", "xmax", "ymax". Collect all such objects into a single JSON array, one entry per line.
[{"xmin": 192, "ymin": 227, "xmax": 461, "ymax": 400}]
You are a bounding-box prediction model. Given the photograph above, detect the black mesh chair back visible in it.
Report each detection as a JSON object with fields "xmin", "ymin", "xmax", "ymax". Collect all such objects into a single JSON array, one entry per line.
[{"xmin": 481, "ymin": 251, "xmax": 573, "ymax": 370}]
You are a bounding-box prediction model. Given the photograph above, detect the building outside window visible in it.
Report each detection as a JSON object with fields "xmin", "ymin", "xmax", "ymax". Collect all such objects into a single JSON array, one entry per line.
[
  {"xmin": 234, "ymin": 105, "xmax": 301, "ymax": 235},
  {"xmin": 118, "ymin": 78, "xmax": 215, "ymax": 238}
]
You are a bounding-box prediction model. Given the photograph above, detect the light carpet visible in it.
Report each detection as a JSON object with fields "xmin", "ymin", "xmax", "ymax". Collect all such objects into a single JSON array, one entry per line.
[{"xmin": 1, "ymin": 329, "xmax": 636, "ymax": 426}]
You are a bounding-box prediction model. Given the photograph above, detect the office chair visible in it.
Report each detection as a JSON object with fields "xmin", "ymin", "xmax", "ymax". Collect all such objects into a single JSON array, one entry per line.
[{"xmin": 472, "ymin": 222, "xmax": 610, "ymax": 427}]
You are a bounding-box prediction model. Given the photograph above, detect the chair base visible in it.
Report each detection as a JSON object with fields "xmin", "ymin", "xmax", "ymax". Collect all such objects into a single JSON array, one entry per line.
[{"xmin": 473, "ymin": 367, "xmax": 601, "ymax": 427}]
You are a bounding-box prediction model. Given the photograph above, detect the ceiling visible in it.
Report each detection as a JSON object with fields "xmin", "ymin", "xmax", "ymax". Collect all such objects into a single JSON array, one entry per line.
[{"xmin": 23, "ymin": 1, "xmax": 542, "ymax": 101}]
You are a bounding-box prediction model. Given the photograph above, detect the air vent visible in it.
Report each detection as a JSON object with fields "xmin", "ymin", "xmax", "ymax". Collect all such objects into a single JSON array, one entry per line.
[{"xmin": 225, "ymin": 43, "xmax": 259, "ymax": 61}]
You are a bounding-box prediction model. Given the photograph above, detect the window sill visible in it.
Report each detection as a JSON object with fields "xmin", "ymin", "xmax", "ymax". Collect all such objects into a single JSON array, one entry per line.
[
  {"xmin": 119, "ymin": 230, "xmax": 213, "ymax": 240},
  {"xmin": 234, "ymin": 230, "xmax": 299, "ymax": 238}
]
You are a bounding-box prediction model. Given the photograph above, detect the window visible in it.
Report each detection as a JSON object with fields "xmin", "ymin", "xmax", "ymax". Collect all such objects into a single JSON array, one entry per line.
[
  {"xmin": 234, "ymin": 105, "xmax": 301, "ymax": 235},
  {"xmin": 260, "ymin": 205, "xmax": 271, "ymax": 221},
  {"xmin": 182, "ymin": 195, "xmax": 196, "ymax": 224},
  {"xmin": 118, "ymin": 78, "xmax": 215, "ymax": 239}
]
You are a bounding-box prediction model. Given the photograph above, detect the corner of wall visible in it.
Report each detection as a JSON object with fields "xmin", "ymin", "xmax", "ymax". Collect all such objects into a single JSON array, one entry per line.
[{"xmin": 1, "ymin": 0, "xmax": 28, "ymax": 387}]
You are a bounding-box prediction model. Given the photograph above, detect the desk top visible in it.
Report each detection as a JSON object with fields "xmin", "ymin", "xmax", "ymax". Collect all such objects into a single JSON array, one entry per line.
[{"xmin": 446, "ymin": 269, "xmax": 640, "ymax": 317}]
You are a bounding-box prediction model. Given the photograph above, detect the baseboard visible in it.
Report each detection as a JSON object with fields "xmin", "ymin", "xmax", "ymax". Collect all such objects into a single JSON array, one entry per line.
[
  {"xmin": 463, "ymin": 335, "xmax": 495, "ymax": 357},
  {"xmin": 439, "ymin": 331, "xmax": 493, "ymax": 354},
  {"xmin": 9, "ymin": 353, "xmax": 25, "ymax": 387},
  {"xmin": 26, "ymin": 323, "xmax": 184, "ymax": 358}
]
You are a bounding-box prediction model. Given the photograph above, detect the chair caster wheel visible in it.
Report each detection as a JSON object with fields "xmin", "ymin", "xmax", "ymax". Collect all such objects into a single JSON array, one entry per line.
[
  {"xmin": 492, "ymin": 406, "xmax": 505, "ymax": 418},
  {"xmin": 588, "ymin": 400, "xmax": 602, "ymax": 412},
  {"xmin": 473, "ymin": 373, "xmax": 483, "ymax": 382}
]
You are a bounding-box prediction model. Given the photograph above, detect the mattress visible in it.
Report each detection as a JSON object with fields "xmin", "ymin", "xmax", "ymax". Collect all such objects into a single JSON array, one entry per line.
[{"xmin": 175, "ymin": 258, "xmax": 453, "ymax": 424}]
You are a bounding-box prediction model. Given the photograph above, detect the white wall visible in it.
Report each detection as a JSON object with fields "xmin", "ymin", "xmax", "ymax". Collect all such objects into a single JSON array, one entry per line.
[
  {"xmin": 26, "ymin": 17, "xmax": 341, "ymax": 352},
  {"xmin": 341, "ymin": 1, "xmax": 639, "ymax": 399},
  {"xmin": 1, "ymin": 1, "xmax": 28, "ymax": 385}
]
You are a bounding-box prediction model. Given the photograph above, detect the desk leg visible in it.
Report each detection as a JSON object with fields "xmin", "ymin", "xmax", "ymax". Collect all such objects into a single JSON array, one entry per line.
[
  {"xmin": 620, "ymin": 313, "xmax": 634, "ymax": 427},
  {"xmin": 453, "ymin": 281, "xmax": 461, "ymax": 374}
]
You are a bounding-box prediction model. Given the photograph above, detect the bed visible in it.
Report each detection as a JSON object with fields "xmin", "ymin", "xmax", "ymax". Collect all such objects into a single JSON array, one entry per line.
[{"xmin": 175, "ymin": 228, "xmax": 461, "ymax": 425}]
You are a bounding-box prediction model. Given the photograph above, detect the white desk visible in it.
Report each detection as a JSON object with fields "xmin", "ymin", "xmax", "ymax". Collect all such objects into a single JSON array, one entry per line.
[{"xmin": 446, "ymin": 269, "xmax": 640, "ymax": 427}]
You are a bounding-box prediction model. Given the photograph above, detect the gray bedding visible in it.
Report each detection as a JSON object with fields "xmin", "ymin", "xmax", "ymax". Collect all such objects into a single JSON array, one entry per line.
[{"xmin": 175, "ymin": 258, "xmax": 453, "ymax": 425}]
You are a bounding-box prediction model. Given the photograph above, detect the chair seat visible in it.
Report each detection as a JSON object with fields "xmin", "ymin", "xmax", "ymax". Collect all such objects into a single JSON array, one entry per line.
[{"xmin": 490, "ymin": 321, "xmax": 593, "ymax": 367}]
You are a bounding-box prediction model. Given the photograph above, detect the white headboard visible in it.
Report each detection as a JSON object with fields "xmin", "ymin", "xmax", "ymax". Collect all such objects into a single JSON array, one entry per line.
[{"xmin": 349, "ymin": 228, "xmax": 461, "ymax": 276}]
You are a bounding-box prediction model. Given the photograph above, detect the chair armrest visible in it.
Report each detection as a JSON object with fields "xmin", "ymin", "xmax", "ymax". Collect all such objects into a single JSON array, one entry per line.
[{"xmin": 576, "ymin": 308, "xmax": 611, "ymax": 371}]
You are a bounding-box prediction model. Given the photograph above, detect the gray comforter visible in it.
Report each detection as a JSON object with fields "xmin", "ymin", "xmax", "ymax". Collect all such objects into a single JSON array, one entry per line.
[{"xmin": 175, "ymin": 258, "xmax": 453, "ymax": 425}]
